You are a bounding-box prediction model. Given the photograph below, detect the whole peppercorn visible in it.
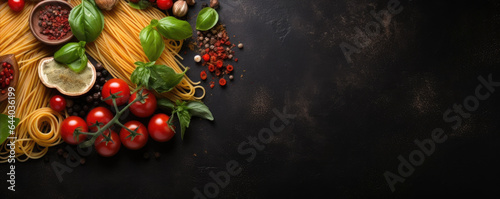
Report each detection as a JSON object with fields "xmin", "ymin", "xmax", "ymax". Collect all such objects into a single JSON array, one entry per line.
[{"xmin": 238, "ymin": 43, "xmax": 244, "ymax": 49}]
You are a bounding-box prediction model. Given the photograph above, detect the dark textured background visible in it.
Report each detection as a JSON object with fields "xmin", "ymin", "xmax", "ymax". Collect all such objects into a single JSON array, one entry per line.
[{"xmin": 2, "ymin": 0, "xmax": 500, "ymax": 198}]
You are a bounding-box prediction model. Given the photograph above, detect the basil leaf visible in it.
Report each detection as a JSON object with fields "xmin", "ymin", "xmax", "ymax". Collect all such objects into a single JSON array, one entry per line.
[
  {"xmin": 54, "ymin": 41, "xmax": 86, "ymax": 64},
  {"xmin": 130, "ymin": 65, "xmax": 151, "ymax": 88},
  {"xmin": 0, "ymin": 114, "xmax": 20, "ymax": 145},
  {"xmin": 157, "ymin": 16, "xmax": 193, "ymax": 40},
  {"xmin": 69, "ymin": 0, "xmax": 105, "ymax": 42},
  {"xmin": 157, "ymin": 99, "xmax": 176, "ymax": 110},
  {"xmin": 67, "ymin": 53, "xmax": 88, "ymax": 73},
  {"xmin": 129, "ymin": 0, "xmax": 151, "ymax": 9},
  {"xmin": 177, "ymin": 110, "xmax": 191, "ymax": 140},
  {"xmin": 149, "ymin": 65, "xmax": 186, "ymax": 93},
  {"xmin": 140, "ymin": 21, "xmax": 165, "ymax": 62},
  {"xmin": 186, "ymin": 101, "xmax": 214, "ymax": 121},
  {"xmin": 196, "ymin": 7, "xmax": 219, "ymax": 31}
]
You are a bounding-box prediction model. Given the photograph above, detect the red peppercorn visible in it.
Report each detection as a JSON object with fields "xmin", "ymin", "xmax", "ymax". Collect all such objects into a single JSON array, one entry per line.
[{"xmin": 202, "ymin": 54, "xmax": 210, "ymax": 62}]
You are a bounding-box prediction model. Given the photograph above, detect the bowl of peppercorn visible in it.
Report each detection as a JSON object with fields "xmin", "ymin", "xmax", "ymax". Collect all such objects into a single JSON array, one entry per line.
[
  {"xmin": 29, "ymin": 0, "xmax": 74, "ymax": 45},
  {"xmin": 0, "ymin": 54, "xmax": 19, "ymax": 102}
]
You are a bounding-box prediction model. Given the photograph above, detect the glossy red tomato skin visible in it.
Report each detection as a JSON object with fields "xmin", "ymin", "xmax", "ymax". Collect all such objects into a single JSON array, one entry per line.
[
  {"xmin": 101, "ymin": 79, "xmax": 131, "ymax": 106},
  {"xmin": 157, "ymin": 0, "xmax": 173, "ymax": 10},
  {"xmin": 8, "ymin": 0, "xmax": 24, "ymax": 12},
  {"xmin": 129, "ymin": 89, "xmax": 157, "ymax": 118},
  {"xmin": 120, "ymin": 121, "xmax": 148, "ymax": 150},
  {"xmin": 94, "ymin": 130, "xmax": 121, "ymax": 157},
  {"xmin": 61, "ymin": 116, "xmax": 88, "ymax": 145},
  {"xmin": 148, "ymin": 113, "xmax": 175, "ymax": 142},
  {"xmin": 86, "ymin": 107, "xmax": 114, "ymax": 132},
  {"xmin": 50, "ymin": 95, "xmax": 66, "ymax": 112}
]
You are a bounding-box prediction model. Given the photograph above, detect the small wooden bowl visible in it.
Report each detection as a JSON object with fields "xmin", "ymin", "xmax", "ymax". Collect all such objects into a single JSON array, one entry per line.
[
  {"xmin": 0, "ymin": 54, "xmax": 19, "ymax": 102},
  {"xmin": 38, "ymin": 57, "xmax": 96, "ymax": 96},
  {"xmin": 29, "ymin": 0, "xmax": 74, "ymax": 45}
]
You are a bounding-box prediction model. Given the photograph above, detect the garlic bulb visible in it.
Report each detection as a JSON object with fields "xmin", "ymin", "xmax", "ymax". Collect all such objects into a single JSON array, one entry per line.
[
  {"xmin": 173, "ymin": 0, "xmax": 188, "ymax": 17},
  {"xmin": 95, "ymin": 0, "xmax": 117, "ymax": 11}
]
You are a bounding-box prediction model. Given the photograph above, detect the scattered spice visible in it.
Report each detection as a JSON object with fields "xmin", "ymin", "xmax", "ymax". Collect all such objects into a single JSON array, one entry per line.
[
  {"xmin": 196, "ymin": 24, "xmax": 243, "ymax": 89},
  {"xmin": 38, "ymin": 4, "xmax": 71, "ymax": 40},
  {"xmin": 0, "ymin": 61, "xmax": 14, "ymax": 91},
  {"xmin": 238, "ymin": 43, "xmax": 244, "ymax": 49}
]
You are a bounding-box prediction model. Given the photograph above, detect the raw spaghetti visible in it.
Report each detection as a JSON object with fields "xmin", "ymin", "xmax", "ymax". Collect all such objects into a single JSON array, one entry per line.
[
  {"xmin": 0, "ymin": 2, "xmax": 63, "ymax": 162},
  {"xmin": 69, "ymin": 0, "xmax": 205, "ymax": 101}
]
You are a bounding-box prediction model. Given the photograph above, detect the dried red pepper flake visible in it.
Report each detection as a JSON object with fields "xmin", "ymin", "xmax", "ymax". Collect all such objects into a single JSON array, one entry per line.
[
  {"xmin": 215, "ymin": 70, "xmax": 221, "ymax": 77},
  {"xmin": 226, "ymin": 64, "xmax": 234, "ymax": 72},
  {"xmin": 200, "ymin": 71, "xmax": 207, "ymax": 80},
  {"xmin": 234, "ymin": 58, "xmax": 238, "ymax": 62},
  {"xmin": 216, "ymin": 60, "xmax": 223, "ymax": 68},
  {"xmin": 219, "ymin": 78, "xmax": 227, "ymax": 86},
  {"xmin": 208, "ymin": 64, "xmax": 215, "ymax": 72}
]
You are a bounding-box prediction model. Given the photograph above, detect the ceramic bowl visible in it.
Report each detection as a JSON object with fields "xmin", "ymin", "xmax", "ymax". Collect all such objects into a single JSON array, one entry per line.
[
  {"xmin": 29, "ymin": 0, "xmax": 74, "ymax": 45},
  {"xmin": 0, "ymin": 54, "xmax": 19, "ymax": 102},
  {"xmin": 38, "ymin": 57, "xmax": 96, "ymax": 96}
]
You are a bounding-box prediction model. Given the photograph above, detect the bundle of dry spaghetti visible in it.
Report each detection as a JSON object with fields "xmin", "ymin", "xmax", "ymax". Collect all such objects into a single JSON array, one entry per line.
[
  {"xmin": 0, "ymin": 2, "xmax": 64, "ymax": 163},
  {"xmin": 69, "ymin": 0, "xmax": 204, "ymax": 100}
]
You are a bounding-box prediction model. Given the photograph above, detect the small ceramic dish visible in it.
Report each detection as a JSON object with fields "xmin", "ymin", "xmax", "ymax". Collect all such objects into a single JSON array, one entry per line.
[
  {"xmin": 38, "ymin": 57, "xmax": 96, "ymax": 96},
  {"xmin": 0, "ymin": 54, "xmax": 19, "ymax": 102},
  {"xmin": 29, "ymin": 0, "xmax": 74, "ymax": 45}
]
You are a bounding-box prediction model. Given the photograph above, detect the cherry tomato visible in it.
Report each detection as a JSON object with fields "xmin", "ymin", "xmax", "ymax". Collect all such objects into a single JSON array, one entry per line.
[
  {"xmin": 120, "ymin": 121, "xmax": 148, "ymax": 150},
  {"xmin": 50, "ymin": 95, "xmax": 66, "ymax": 112},
  {"xmin": 94, "ymin": 130, "xmax": 121, "ymax": 157},
  {"xmin": 148, "ymin": 113, "xmax": 175, "ymax": 142},
  {"xmin": 101, "ymin": 79, "xmax": 131, "ymax": 106},
  {"xmin": 61, "ymin": 116, "xmax": 88, "ymax": 145},
  {"xmin": 8, "ymin": 0, "xmax": 24, "ymax": 12},
  {"xmin": 157, "ymin": 0, "xmax": 173, "ymax": 10},
  {"xmin": 129, "ymin": 89, "xmax": 157, "ymax": 118},
  {"xmin": 86, "ymin": 107, "xmax": 114, "ymax": 132}
]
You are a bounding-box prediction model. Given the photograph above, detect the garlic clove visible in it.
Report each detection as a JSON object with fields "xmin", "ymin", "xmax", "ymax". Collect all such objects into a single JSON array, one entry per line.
[{"xmin": 173, "ymin": 1, "xmax": 188, "ymax": 18}]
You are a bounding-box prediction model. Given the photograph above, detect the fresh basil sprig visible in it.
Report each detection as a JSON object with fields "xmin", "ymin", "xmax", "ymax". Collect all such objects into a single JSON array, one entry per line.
[
  {"xmin": 157, "ymin": 99, "xmax": 214, "ymax": 139},
  {"xmin": 54, "ymin": 41, "xmax": 88, "ymax": 73},
  {"xmin": 129, "ymin": 0, "xmax": 151, "ymax": 9},
  {"xmin": 131, "ymin": 61, "xmax": 187, "ymax": 93},
  {"xmin": 157, "ymin": 16, "xmax": 193, "ymax": 40},
  {"xmin": 196, "ymin": 7, "xmax": 219, "ymax": 31},
  {"xmin": 69, "ymin": 0, "xmax": 105, "ymax": 43},
  {"xmin": 0, "ymin": 114, "xmax": 19, "ymax": 145},
  {"xmin": 140, "ymin": 20, "xmax": 165, "ymax": 62}
]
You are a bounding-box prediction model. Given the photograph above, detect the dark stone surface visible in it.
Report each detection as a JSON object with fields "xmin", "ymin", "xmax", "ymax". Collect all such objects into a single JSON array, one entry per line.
[{"xmin": 2, "ymin": 0, "xmax": 500, "ymax": 198}]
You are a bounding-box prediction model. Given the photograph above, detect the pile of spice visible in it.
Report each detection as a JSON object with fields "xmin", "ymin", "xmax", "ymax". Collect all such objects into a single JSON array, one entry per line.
[
  {"xmin": 66, "ymin": 62, "xmax": 111, "ymax": 118},
  {"xmin": 194, "ymin": 24, "xmax": 243, "ymax": 88},
  {"xmin": 0, "ymin": 62, "xmax": 14, "ymax": 94},
  {"xmin": 38, "ymin": 4, "xmax": 71, "ymax": 40}
]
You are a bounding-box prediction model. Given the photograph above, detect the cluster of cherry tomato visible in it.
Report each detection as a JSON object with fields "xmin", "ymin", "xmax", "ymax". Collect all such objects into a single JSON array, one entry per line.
[
  {"xmin": 52, "ymin": 78, "xmax": 175, "ymax": 157},
  {"xmin": 130, "ymin": 0, "xmax": 173, "ymax": 11}
]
